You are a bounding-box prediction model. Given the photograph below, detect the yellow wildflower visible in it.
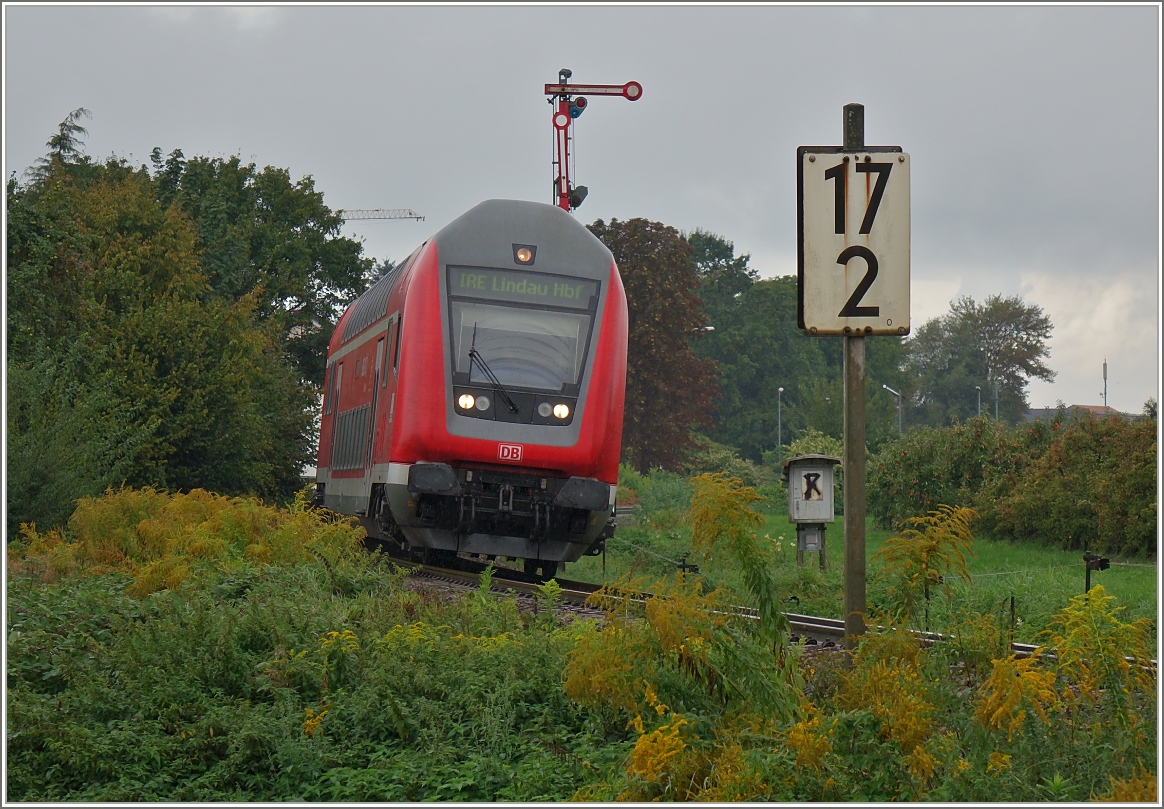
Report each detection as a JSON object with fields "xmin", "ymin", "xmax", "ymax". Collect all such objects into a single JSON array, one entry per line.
[
  {"xmin": 784, "ymin": 713, "xmax": 832, "ymax": 772},
  {"xmin": 986, "ymin": 752, "xmax": 1012, "ymax": 775},
  {"xmin": 303, "ymin": 706, "xmax": 328, "ymax": 737},
  {"xmin": 627, "ymin": 715, "xmax": 688, "ymax": 784}
]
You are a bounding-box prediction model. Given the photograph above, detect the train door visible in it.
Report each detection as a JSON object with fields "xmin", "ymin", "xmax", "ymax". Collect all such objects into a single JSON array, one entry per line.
[
  {"xmin": 373, "ymin": 317, "xmax": 398, "ymax": 460},
  {"xmin": 328, "ymin": 361, "xmax": 343, "ymax": 469},
  {"xmin": 365, "ymin": 336, "xmax": 385, "ymax": 469}
]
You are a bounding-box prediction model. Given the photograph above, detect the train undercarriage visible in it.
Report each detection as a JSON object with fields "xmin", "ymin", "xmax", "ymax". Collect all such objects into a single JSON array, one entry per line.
[{"xmin": 324, "ymin": 462, "xmax": 615, "ymax": 579}]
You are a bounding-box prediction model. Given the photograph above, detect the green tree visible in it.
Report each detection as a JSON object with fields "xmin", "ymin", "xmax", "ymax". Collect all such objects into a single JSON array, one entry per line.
[
  {"xmin": 685, "ymin": 230, "xmax": 906, "ymax": 459},
  {"xmin": 7, "ymin": 127, "xmax": 320, "ymax": 531},
  {"xmin": 687, "ymin": 228, "xmax": 757, "ymax": 319},
  {"xmin": 25, "ymin": 107, "xmax": 91, "ymax": 181},
  {"xmin": 904, "ymin": 294, "xmax": 1055, "ymax": 426},
  {"xmin": 160, "ymin": 154, "xmax": 374, "ymax": 386},
  {"xmin": 587, "ymin": 218, "xmax": 718, "ymax": 473}
]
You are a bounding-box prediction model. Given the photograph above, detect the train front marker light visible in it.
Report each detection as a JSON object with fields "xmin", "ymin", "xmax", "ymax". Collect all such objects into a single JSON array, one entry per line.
[
  {"xmin": 475, "ymin": 395, "xmax": 491, "ymax": 411},
  {"xmin": 537, "ymin": 402, "xmax": 552, "ymax": 417},
  {"xmin": 553, "ymin": 403, "xmax": 570, "ymax": 419},
  {"xmin": 458, "ymin": 394, "xmax": 475, "ymax": 410}
]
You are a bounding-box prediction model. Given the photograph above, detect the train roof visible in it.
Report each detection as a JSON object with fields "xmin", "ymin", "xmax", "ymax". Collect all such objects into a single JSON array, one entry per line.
[
  {"xmin": 431, "ymin": 199, "xmax": 613, "ymax": 278},
  {"xmin": 337, "ymin": 199, "xmax": 613, "ymax": 346}
]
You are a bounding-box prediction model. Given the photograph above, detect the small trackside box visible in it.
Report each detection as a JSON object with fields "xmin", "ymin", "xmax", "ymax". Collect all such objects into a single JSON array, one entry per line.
[{"xmin": 781, "ymin": 454, "xmax": 842, "ymax": 524}]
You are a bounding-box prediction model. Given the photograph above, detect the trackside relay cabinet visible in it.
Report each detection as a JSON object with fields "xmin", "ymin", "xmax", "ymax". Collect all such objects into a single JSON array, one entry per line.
[{"xmin": 782, "ymin": 454, "xmax": 842, "ymax": 570}]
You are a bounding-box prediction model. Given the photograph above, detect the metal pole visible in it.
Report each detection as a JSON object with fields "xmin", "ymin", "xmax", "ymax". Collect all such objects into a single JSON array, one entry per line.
[
  {"xmin": 882, "ymin": 384, "xmax": 903, "ymax": 438},
  {"xmin": 993, "ymin": 380, "xmax": 999, "ymax": 419},
  {"xmin": 976, "ymin": 385, "xmax": 981, "ymax": 417},
  {"xmin": 842, "ymin": 102, "xmax": 866, "ymax": 644},
  {"xmin": 777, "ymin": 387, "xmax": 784, "ymax": 463}
]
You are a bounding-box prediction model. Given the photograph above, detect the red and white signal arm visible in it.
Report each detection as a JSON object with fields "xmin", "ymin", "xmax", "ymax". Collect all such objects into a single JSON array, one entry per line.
[{"xmin": 797, "ymin": 146, "xmax": 910, "ymax": 336}]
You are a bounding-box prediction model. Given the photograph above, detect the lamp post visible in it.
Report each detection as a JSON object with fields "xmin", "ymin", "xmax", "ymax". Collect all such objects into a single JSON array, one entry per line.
[
  {"xmin": 882, "ymin": 384, "xmax": 903, "ymax": 437},
  {"xmin": 975, "ymin": 386, "xmax": 981, "ymax": 417},
  {"xmin": 777, "ymin": 387, "xmax": 784, "ymax": 462},
  {"xmin": 993, "ymin": 380, "xmax": 999, "ymax": 419}
]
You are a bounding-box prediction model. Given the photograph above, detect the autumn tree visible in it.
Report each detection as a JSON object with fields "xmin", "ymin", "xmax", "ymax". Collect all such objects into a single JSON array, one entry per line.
[
  {"xmin": 157, "ymin": 154, "xmax": 374, "ymax": 386},
  {"xmin": 6, "ymin": 115, "xmax": 329, "ymax": 532},
  {"xmin": 587, "ymin": 218, "xmax": 718, "ymax": 473},
  {"xmin": 904, "ymin": 294, "xmax": 1055, "ymax": 426}
]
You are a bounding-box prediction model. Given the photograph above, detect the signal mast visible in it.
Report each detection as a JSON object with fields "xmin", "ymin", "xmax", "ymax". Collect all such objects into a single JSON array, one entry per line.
[{"xmin": 544, "ymin": 68, "xmax": 642, "ymax": 212}]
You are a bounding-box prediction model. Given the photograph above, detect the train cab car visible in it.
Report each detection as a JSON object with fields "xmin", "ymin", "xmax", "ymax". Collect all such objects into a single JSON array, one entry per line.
[{"xmin": 315, "ymin": 199, "xmax": 628, "ymax": 576}]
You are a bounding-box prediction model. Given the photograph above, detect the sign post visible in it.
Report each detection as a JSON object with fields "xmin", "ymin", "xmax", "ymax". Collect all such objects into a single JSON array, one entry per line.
[{"xmin": 797, "ymin": 104, "xmax": 910, "ymax": 646}]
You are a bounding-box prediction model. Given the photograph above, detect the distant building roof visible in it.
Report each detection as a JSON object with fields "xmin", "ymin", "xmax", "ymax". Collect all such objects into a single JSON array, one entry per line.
[{"xmin": 1025, "ymin": 404, "xmax": 1135, "ymax": 422}]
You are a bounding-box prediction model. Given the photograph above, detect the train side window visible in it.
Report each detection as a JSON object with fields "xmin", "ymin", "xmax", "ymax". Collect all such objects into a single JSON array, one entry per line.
[{"xmin": 393, "ymin": 315, "xmax": 403, "ymax": 372}]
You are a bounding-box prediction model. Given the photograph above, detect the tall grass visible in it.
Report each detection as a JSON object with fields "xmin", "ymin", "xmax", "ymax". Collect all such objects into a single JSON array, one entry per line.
[{"xmin": 569, "ymin": 477, "xmax": 1157, "ymax": 642}]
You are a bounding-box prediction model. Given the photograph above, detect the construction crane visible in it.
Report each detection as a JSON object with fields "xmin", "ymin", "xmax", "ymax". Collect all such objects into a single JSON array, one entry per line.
[{"xmin": 339, "ymin": 208, "xmax": 425, "ymax": 221}]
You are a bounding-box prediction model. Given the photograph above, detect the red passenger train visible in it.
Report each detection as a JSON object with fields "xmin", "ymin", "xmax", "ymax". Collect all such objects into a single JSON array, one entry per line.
[{"xmin": 314, "ymin": 199, "xmax": 628, "ymax": 577}]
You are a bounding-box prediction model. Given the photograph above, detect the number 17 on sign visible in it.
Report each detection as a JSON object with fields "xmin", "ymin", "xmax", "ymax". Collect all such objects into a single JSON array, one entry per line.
[{"xmin": 797, "ymin": 146, "xmax": 910, "ymax": 336}]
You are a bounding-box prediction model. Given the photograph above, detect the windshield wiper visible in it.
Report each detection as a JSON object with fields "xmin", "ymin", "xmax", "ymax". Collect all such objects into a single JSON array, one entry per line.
[{"xmin": 469, "ymin": 324, "xmax": 519, "ymax": 413}]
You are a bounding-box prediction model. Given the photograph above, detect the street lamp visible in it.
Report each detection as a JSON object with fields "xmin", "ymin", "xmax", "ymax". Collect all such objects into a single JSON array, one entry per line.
[
  {"xmin": 992, "ymin": 380, "xmax": 999, "ymax": 419},
  {"xmin": 882, "ymin": 384, "xmax": 903, "ymax": 437},
  {"xmin": 777, "ymin": 387, "xmax": 784, "ymax": 462},
  {"xmin": 975, "ymin": 386, "xmax": 981, "ymax": 417}
]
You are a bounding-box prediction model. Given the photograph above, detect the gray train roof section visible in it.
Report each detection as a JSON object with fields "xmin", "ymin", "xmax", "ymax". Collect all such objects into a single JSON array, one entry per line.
[{"xmin": 432, "ymin": 199, "xmax": 613, "ymax": 278}]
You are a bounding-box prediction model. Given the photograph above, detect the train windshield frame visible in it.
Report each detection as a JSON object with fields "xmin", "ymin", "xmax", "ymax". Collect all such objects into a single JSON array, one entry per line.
[{"xmin": 446, "ymin": 265, "xmax": 601, "ymax": 395}]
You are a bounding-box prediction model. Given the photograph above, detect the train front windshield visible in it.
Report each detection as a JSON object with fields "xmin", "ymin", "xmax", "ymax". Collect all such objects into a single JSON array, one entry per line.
[{"xmin": 447, "ymin": 266, "xmax": 599, "ymax": 393}]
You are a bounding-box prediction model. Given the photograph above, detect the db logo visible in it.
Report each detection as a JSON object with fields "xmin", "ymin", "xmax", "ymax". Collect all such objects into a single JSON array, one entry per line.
[{"xmin": 498, "ymin": 443, "xmax": 523, "ymax": 462}]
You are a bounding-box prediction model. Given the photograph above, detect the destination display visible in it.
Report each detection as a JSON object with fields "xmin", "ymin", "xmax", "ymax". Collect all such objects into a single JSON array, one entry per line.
[{"xmin": 448, "ymin": 266, "xmax": 598, "ymax": 310}]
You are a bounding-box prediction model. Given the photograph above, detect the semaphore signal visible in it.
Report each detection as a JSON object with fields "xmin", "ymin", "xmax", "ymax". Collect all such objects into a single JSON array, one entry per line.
[{"xmin": 545, "ymin": 68, "xmax": 642, "ymax": 212}]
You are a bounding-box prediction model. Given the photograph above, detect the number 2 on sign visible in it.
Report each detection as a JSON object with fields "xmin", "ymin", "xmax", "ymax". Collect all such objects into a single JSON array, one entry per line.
[{"xmin": 824, "ymin": 160, "xmax": 892, "ymax": 318}]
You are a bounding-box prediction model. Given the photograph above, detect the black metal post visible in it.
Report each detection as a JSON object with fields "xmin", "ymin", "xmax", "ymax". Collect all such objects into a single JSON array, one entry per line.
[{"xmin": 842, "ymin": 102, "xmax": 867, "ymax": 645}]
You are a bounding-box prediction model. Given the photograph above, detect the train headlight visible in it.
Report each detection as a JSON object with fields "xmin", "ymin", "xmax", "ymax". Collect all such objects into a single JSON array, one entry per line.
[
  {"xmin": 537, "ymin": 402, "xmax": 552, "ymax": 417},
  {"xmin": 553, "ymin": 403, "xmax": 570, "ymax": 419},
  {"xmin": 475, "ymin": 395, "xmax": 491, "ymax": 411},
  {"xmin": 457, "ymin": 394, "xmax": 475, "ymax": 410}
]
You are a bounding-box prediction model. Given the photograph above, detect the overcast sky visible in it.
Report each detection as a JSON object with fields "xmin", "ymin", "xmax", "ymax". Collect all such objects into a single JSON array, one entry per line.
[{"xmin": 4, "ymin": 4, "xmax": 1160, "ymax": 413}]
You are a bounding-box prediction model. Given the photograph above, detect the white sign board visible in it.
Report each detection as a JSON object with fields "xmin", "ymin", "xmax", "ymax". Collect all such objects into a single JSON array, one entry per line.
[{"xmin": 798, "ymin": 146, "xmax": 910, "ymax": 336}]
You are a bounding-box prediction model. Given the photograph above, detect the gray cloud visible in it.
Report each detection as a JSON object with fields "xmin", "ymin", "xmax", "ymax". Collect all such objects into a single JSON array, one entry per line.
[{"xmin": 5, "ymin": 4, "xmax": 1158, "ymax": 412}]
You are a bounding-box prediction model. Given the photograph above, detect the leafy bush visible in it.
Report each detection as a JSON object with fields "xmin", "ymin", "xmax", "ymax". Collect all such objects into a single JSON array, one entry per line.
[
  {"xmin": 7, "ymin": 535, "xmax": 599, "ymax": 802},
  {"xmin": 868, "ymin": 417, "xmax": 1011, "ymax": 530},
  {"xmin": 981, "ymin": 415, "xmax": 1157, "ymax": 557},
  {"xmin": 10, "ymin": 486, "xmax": 366, "ymax": 595},
  {"xmin": 683, "ymin": 435, "xmax": 771, "ymax": 489},
  {"xmin": 869, "ymin": 413, "xmax": 1156, "ymax": 557}
]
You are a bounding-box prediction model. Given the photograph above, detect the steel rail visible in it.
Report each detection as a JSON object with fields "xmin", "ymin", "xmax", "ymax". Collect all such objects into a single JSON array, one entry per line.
[{"xmin": 383, "ymin": 552, "xmax": 1157, "ymax": 669}]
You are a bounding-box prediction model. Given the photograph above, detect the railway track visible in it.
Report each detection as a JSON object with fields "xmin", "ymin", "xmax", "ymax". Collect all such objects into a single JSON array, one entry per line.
[{"xmin": 386, "ymin": 554, "xmax": 1156, "ymax": 671}]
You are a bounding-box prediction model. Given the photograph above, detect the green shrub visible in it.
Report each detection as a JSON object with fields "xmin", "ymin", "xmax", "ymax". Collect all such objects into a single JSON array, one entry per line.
[
  {"xmin": 683, "ymin": 436, "xmax": 771, "ymax": 489},
  {"xmin": 982, "ymin": 415, "xmax": 1156, "ymax": 557},
  {"xmin": 868, "ymin": 417, "xmax": 1010, "ymax": 530}
]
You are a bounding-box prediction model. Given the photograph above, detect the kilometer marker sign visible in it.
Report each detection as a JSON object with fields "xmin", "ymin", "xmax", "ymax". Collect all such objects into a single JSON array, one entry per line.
[{"xmin": 797, "ymin": 146, "xmax": 910, "ymax": 336}]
